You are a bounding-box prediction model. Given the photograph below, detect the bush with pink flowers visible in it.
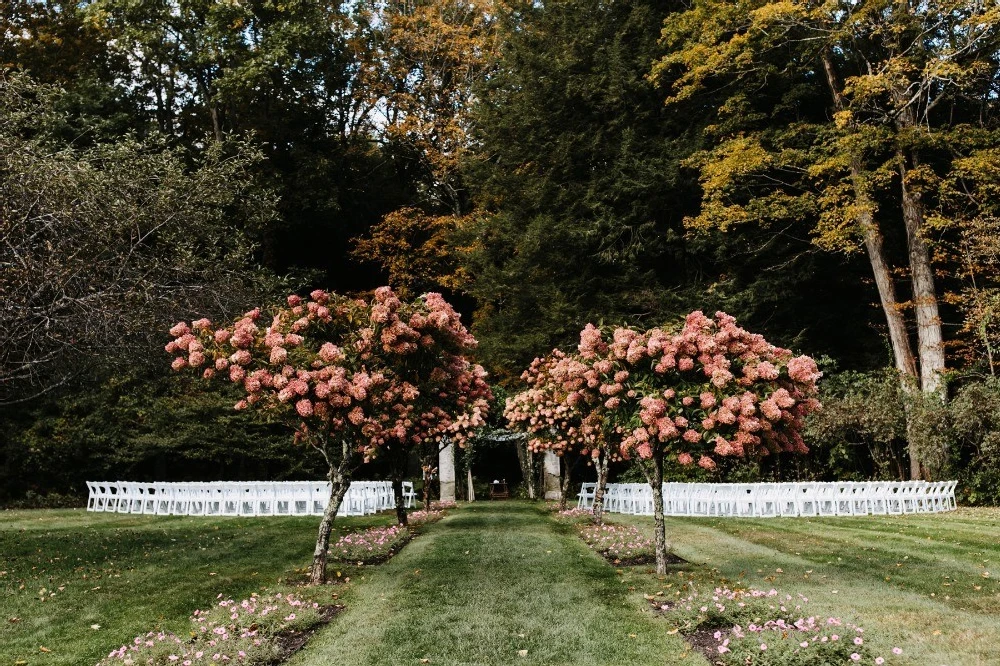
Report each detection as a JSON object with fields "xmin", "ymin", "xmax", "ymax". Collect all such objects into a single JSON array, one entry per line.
[
  {"xmin": 406, "ymin": 509, "xmax": 446, "ymax": 526},
  {"xmin": 95, "ymin": 592, "xmax": 327, "ymax": 666},
  {"xmin": 657, "ymin": 585, "xmax": 903, "ymax": 665},
  {"xmin": 330, "ymin": 525, "xmax": 411, "ymax": 564},
  {"xmin": 555, "ymin": 507, "xmax": 593, "ymax": 521}
]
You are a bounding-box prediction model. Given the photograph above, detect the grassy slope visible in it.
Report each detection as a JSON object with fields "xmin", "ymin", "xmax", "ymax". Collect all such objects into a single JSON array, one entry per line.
[
  {"xmin": 0, "ymin": 508, "xmax": 395, "ymax": 666},
  {"xmin": 287, "ymin": 502, "xmax": 700, "ymax": 666},
  {"xmin": 614, "ymin": 508, "xmax": 1000, "ymax": 666}
]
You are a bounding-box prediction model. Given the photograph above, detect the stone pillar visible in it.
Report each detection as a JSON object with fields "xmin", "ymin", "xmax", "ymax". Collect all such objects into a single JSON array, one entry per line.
[
  {"xmin": 543, "ymin": 451, "xmax": 561, "ymax": 500},
  {"xmin": 439, "ymin": 440, "xmax": 456, "ymax": 503}
]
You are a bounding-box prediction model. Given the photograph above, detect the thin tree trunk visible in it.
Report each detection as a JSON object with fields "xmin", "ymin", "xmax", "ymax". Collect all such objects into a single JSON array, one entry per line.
[
  {"xmin": 592, "ymin": 450, "xmax": 610, "ymax": 525},
  {"xmin": 391, "ymin": 449, "xmax": 408, "ymax": 525},
  {"xmin": 309, "ymin": 444, "xmax": 353, "ymax": 585},
  {"xmin": 821, "ymin": 50, "xmax": 919, "ymax": 383},
  {"xmin": 515, "ymin": 436, "xmax": 536, "ymax": 499},
  {"xmin": 422, "ymin": 466, "xmax": 432, "ymax": 509},
  {"xmin": 537, "ymin": 453, "xmax": 546, "ymax": 501},
  {"xmin": 558, "ymin": 456, "xmax": 571, "ymax": 511},
  {"xmin": 209, "ymin": 104, "xmax": 223, "ymax": 142},
  {"xmin": 641, "ymin": 454, "xmax": 669, "ymax": 575},
  {"xmin": 392, "ymin": 476, "xmax": 408, "ymax": 526}
]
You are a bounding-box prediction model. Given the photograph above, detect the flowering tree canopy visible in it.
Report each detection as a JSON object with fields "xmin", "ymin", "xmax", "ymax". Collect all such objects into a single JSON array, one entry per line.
[
  {"xmin": 505, "ymin": 349, "xmax": 620, "ymax": 517},
  {"xmin": 166, "ymin": 286, "xmax": 491, "ymax": 583},
  {"xmin": 505, "ymin": 350, "xmax": 599, "ymax": 457},
  {"xmin": 578, "ymin": 311, "xmax": 822, "ymax": 469}
]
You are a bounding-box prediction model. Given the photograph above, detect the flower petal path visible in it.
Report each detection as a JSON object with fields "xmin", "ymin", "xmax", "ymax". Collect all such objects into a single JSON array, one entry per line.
[{"xmin": 286, "ymin": 502, "xmax": 701, "ymax": 666}]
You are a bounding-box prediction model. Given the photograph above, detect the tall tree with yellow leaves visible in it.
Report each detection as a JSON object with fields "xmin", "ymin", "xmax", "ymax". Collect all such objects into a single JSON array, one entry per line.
[{"xmin": 652, "ymin": 0, "xmax": 1000, "ymax": 477}]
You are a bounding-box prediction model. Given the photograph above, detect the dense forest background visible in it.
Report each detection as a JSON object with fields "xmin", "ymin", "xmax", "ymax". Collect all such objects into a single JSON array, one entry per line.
[{"xmin": 3, "ymin": 0, "xmax": 1000, "ymax": 505}]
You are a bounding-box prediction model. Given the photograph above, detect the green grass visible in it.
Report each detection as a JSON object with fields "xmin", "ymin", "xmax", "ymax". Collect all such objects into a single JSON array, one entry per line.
[
  {"xmin": 0, "ymin": 508, "xmax": 396, "ymax": 666},
  {"xmin": 3, "ymin": 504, "xmax": 1000, "ymax": 666},
  {"xmin": 611, "ymin": 508, "xmax": 1000, "ymax": 666},
  {"xmin": 286, "ymin": 501, "xmax": 698, "ymax": 666}
]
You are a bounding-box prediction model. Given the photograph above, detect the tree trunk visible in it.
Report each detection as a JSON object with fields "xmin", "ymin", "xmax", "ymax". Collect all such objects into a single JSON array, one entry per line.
[
  {"xmin": 558, "ymin": 456, "xmax": 573, "ymax": 511},
  {"xmin": 391, "ymin": 449, "xmax": 408, "ymax": 525},
  {"xmin": 641, "ymin": 454, "xmax": 670, "ymax": 575},
  {"xmin": 515, "ymin": 436, "xmax": 536, "ymax": 499},
  {"xmin": 422, "ymin": 466, "xmax": 432, "ymax": 509},
  {"xmin": 898, "ymin": 153, "xmax": 946, "ymax": 396},
  {"xmin": 820, "ymin": 50, "xmax": 919, "ymax": 383},
  {"xmin": 309, "ymin": 448, "xmax": 353, "ymax": 585},
  {"xmin": 592, "ymin": 450, "xmax": 610, "ymax": 525},
  {"xmin": 537, "ymin": 453, "xmax": 547, "ymax": 500},
  {"xmin": 821, "ymin": 50, "xmax": 926, "ymax": 478},
  {"xmin": 392, "ymin": 476, "xmax": 408, "ymax": 526}
]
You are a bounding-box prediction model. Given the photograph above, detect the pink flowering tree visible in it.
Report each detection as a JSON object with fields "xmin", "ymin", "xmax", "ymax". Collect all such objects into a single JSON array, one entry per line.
[
  {"xmin": 505, "ymin": 351, "xmax": 591, "ymax": 511},
  {"xmin": 166, "ymin": 287, "xmax": 491, "ymax": 584},
  {"xmin": 577, "ymin": 312, "xmax": 822, "ymax": 574},
  {"xmin": 505, "ymin": 350, "xmax": 621, "ymax": 519},
  {"xmin": 547, "ymin": 338, "xmax": 630, "ymax": 525}
]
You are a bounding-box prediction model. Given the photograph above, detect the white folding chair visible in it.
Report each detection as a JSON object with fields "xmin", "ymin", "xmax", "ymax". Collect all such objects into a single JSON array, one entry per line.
[
  {"xmin": 86, "ymin": 482, "xmax": 101, "ymax": 512},
  {"xmin": 850, "ymin": 482, "xmax": 871, "ymax": 516},
  {"xmin": 754, "ymin": 484, "xmax": 780, "ymax": 517},
  {"xmin": 775, "ymin": 485, "xmax": 800, "ymax": 517},
  {"xmin": 402, "ymin": 481, "xmax": 416, "ymax": 508},
  {"xmin": 833, "ymin": 483, "xmax": 855, "ymax": 516},
  {"xmin": 794, "ymin": 482, "xmax": 820, "ymax": 517},
  {"xmin": 114, "ymin": 482, "xmax": 134, "ymax": 514},
  {"xmin": 944, "ymin": 480, "xmax": 958, "ymax": 511},
  {"xmin": 866, "ymin": 481, "xmax": 889, "ymax": 515}
]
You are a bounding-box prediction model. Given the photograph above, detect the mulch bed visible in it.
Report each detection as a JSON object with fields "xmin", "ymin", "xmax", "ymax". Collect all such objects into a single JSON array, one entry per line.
[
  {"xmin": 599, "ymin": 551, "xmax": 688, "ymax": 567},
  {"xmin": 273, "ymin": 604, "xmax": 345, "ymax": 662},
  {"xmin": 331, "ymin": 548, "xmax": 403, "ymax": 567},
  {"xmin": 683, "ymin": 627, "xmax": 725, "ymax": 665}
]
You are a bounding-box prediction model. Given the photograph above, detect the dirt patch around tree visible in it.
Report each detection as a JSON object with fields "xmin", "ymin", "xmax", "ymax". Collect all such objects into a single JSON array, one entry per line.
[
  {"xmin": 274, "ymin": 604, "xmax": 345, "ymax": 662},
  {"xmin": 600, "ymin": 551, "xmax": 688, "ymax": 567},
  {"xmin": 683, "ymin": 627, "xmax": 725, "ymax": 665}
]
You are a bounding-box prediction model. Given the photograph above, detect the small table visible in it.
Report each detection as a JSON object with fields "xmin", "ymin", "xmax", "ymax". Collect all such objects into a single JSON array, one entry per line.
[{"xmin": 490, "ymin": 482, "xmax": 509, "ymax": 500}]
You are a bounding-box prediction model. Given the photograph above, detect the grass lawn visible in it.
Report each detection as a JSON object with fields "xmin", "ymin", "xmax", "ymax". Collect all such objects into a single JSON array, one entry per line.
[
  {"xmin": 0, "ymin": 508, "xmax": 396, "ymax": 666},
  {"xmin": 3, "ymin": 503, "xmax": 999, "ymax": 666},
  {"xmin": 286, "ymin": 501, "xmax": 697, "ymax": 666},
  {"xmin": 612, "ymin": 508, "xmax": 1000, "ymax": 666}
]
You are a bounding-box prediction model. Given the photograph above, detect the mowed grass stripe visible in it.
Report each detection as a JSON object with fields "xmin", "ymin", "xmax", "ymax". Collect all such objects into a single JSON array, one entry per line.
[
  {"xmin": 289, "ymin": 502, "xmax": 700, "ymax": 666},
  {"xmin": 614, "ymin": 510, "xmax": 1000, "ymax": 666}
]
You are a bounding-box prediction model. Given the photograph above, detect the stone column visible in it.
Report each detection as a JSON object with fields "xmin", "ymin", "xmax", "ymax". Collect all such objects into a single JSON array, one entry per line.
[
  {"xmin": 543, "ymin": 451, "xmax": 561, "ymax": 500},
  {"xmin": 439, "ymin": 440, "xmax": 456, "ymax": 502}
]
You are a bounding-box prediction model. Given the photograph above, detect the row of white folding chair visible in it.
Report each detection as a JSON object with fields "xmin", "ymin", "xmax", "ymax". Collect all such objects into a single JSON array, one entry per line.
[
  {"xmin": 85, "ymin": 481, "xmax": 400, "ymax": 517},
  {"xmin": 597, "ymin": 481, "xmax": 957, "ymax": 518}
]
